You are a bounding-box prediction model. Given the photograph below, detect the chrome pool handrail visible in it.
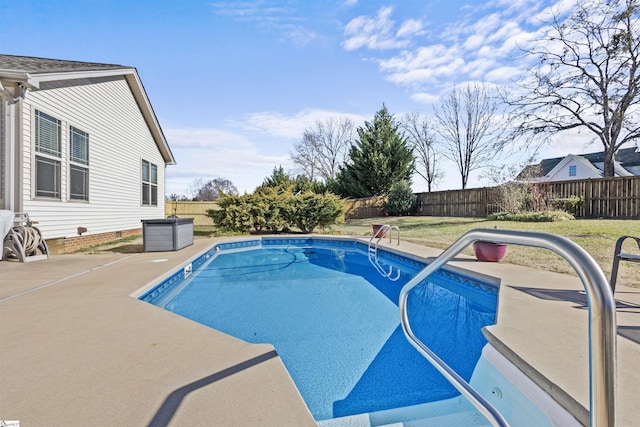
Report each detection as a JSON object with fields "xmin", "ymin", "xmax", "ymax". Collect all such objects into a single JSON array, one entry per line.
[
  {"xmin": 368, "ymin": 225, "xmax": 401, "ymax": 280},
  {"xmin": 399, "ymin": 228, "xmax": 616, "ymax": 427}
]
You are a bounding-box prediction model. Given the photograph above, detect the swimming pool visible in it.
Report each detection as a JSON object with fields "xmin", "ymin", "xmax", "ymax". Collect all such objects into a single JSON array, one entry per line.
[{"xmin": 139, "ymin": 237, "xmax": 499, "ymax": 421}]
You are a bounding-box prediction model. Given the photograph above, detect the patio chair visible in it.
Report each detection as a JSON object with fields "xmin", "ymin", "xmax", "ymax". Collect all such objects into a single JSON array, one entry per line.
[{"xmin": 610, "ymin": 235, "xmax": 640, "ymax": 292}]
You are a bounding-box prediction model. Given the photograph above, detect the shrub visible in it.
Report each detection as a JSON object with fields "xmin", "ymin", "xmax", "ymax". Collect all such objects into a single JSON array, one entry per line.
[
  {"xmin": 293, "ymin": 192, "xmax": 345, "ymax": 233},
  {"xmin": 207, "ymin": 195, "xmax": 252, "ymax": 232},
  {"xmin": 208, "ymin": 191, "xmax": 345, "ymax": 233},
  {"xmin": 488, "ymin": 210, "xmax": 575, "ymax": 222},
  {"xmin": 383, "ymin": 180, "xmax": 417, "ymax": 216},
  {"xmin": 248, "ymin": 189, "xmax": 293, "ymax": 232},
  {"xmin": 556, "ymin": 195, "xmax": 584, "ymax": 215}
]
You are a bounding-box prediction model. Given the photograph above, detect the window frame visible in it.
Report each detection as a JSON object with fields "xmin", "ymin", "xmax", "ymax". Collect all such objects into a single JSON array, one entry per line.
[
  {"xmin": 141, "ymin": 159, "xmax": 158, "ymax": 206},
  {"xmin": 34, "ymin": 110, "xmax": 62, "ymax": 199},
  {"xmin": 569, "ymin": 164, "xmax": 577, "ymax": 177},
  {"xmin": 69, "ymin": 126, "xmax": 90, "ymax": 201}
]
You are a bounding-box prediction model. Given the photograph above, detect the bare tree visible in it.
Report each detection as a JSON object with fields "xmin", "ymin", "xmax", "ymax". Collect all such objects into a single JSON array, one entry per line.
[
  {"xmin": 189, "ymin": 177, "xmax": 238, "ymax": 201},
  {"xmin": 434, "ymin": 84, "xmax": 505, "ymax": 189},
  {"xmin": 402, "ymin": 112, "xmax": 442, "ymax": 192},
  {"xmin": 507, "ymin": 0, "xmax": 640, "ymax": 176},
  {"xmin": 290, "ymin": 117, "xmax": 355, "ymax": 182}
]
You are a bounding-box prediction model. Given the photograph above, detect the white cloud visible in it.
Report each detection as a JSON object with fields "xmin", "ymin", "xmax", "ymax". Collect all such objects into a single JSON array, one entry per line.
[
  {"xmin": 164, "ymin": 108, "xmax": 370, "ymax": 195},
  {"xmin": 396, "ymin": 19, "xmax": 425, "ymax": 39},
  {"xmin": 342, "ymin": 6, "xmax": 422, "ymax": 51},
  {"xmin": 165, "ymin": 128, "xmax": 252, "ymax": 149},
  {"xmin": 485, "ymin": 65, "xmax": 521, "ymax": 81},
  {"xmin": 241, "ymin": 109, "xmax": 366, "ymax": 139},
  {"xmin": 411, "ymin": 92, "xmax": 440, "ymax": 105},
  {"xmin": 210, "ymin": 1, "xmax": 319, "ymax": 47},
  {"xmin": 349, "ymin": 1, "xmax": 575, "ymax": 98},
  {"xmin": 164, "ymin": 126, "xmax": 292, "ymax": 195},
  {"xmin": 530, "ymin": 0, "xmax": 578, "ymax": 24}
]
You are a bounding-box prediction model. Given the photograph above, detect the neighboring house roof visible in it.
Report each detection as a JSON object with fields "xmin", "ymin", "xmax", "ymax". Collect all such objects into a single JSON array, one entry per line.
[
  {"xmin": 517, "ymin": 147, "xmax": 640, "ymax": 181},
  {"xmin": 0, "ymin": 54, "xmax": 175, "ymax": 165},
  {"xmin": 545, "ymin": 154, "xmax": 604, "ymax": 180}
]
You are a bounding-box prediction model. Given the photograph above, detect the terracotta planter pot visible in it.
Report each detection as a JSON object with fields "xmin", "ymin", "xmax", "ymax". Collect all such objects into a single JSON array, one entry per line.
[
  {"xmin": 473, "ymin": 241, "xmax": 507, "ymax": 262},
  {"xmin": 372, "ymin": 224, "xmax": 384, "ymax": 235}
]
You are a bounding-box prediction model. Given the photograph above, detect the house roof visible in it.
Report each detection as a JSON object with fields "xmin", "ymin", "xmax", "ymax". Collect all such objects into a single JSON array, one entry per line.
[
  {"xmin": 0, "ymin": 54, "xmax": 175, "ymax": 165},
  {"xmin": 517, "ymin": 147, "xmax": 640, "ymax": 180},
  {"xmin": 0, "ymin": 54, "xmax": 130, "ymax": 74}
]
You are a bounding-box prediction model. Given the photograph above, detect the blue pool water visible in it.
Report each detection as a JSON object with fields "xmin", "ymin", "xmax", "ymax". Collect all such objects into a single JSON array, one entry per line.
[{"xmin": 140, "ymin": 238, "xmax": 498, "ymax": 421}]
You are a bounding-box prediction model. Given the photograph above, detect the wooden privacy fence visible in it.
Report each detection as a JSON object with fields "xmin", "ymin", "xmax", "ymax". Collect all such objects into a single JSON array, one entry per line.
[
  {"xmin": 547, "ymin": 176, "xmax": 640, "ymax": 218},
  {"xmin": 343, "ymin": 196, "xmax": 386, "ymax": 219},
  {"xmin": 167, "ymin": 176, "xmax": 640, "ymax": 224},
  {"xmin": 165, "ymin": 201, "xmax": 217, "ymax": 226},
  {"xmin": 414, "ymin": 176, "xmax": 640, "ymax": 218},
  {"xmin": 350, "ymin": 176, "xmax": 640, "ymax": 219},
  {"xmin": 416, "ymin": 187, "xmax": 501, "ymax": 217}
]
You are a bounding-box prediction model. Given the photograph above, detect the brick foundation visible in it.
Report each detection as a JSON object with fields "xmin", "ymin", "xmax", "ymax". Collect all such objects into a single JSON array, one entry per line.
[{"xmin": 46, "ymin": 228, "xmax": 142, "ymax": 255}]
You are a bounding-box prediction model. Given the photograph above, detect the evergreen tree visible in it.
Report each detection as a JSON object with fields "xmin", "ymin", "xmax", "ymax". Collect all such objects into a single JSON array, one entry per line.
[{"xmin": 333, "ymin": 104, "xmax": 414, "ymax": 198}]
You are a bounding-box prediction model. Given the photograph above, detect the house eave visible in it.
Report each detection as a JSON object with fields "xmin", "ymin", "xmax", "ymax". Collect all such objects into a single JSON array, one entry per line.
[
  {"xmin": 0, "ymin": 69, "xmax": 39, "ymax": 89},
  {"xmin": 5, "ymin": 67, "xmax": 176, "ymax": 166}
]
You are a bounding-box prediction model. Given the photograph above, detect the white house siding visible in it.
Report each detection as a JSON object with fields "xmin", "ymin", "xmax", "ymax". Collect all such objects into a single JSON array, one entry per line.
[
  {"xmin": 548, "ymin": 159, "xmax": 601, "ymax": 182},
  {"xmin": 20, "ymin": 76, "xmax": 166, "ymax": 239},
  {"xmin": 0, "ymin": 99, "xmax": 5, "ymax": 207}
]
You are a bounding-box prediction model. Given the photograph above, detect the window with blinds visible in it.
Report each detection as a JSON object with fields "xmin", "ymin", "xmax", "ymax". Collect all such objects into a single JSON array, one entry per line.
[
  {"xmin": 35, "ymin": 110, "xmax": 62, "ymax": 198},
  {"xmin": 70, "ymin": 127, "xmax": 89, "ymax": 165},
  {"xmin": 142, "ymin": 160, "xmax": 158, "ymax": 206},
  {"xmin": 69, "ymin": 126, "xmax": 89, "ymax": 201},
  {"xmin": 35, "ymin": 110, "xmax": 61, "ymax": 157}
]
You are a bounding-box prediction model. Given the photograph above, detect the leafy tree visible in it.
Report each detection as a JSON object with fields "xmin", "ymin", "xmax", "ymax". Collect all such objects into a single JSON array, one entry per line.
[
  {"xmin": 333, "ymin": 104, "xmax": 414, "ymax": 198},
  {"xmin": 507, "ymin": 0, "xmax": 640, "ymax": 177},
  {"xmin": 434, "ymin": 84, "xmax": 506, "ymax": 189},
  {"xmin": 291, "ymin": 117, "xmax": 355, "ymax": 182}
]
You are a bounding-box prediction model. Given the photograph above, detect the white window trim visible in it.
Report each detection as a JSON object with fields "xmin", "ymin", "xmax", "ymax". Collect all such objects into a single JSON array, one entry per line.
[
  {"xmin": 141, "ymin": 159, "xmax": 158, "ymax": 206},
  {"xmin": 33, "ymin": 109, "xmax": 64, "ymax": 200},
  {"xmin": 68, "ymin": 125, "xmax": 89, "ymax": 202}
]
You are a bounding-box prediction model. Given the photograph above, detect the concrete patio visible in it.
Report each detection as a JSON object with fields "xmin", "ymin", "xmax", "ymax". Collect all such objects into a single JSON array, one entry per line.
[{"xmin": 0, "ymin": 237, "xmax": 638, "ymax": 426}]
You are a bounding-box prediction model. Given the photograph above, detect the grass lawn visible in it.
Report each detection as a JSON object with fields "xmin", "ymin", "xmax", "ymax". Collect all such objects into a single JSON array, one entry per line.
[
  {"xmin": 84, "ymin": 216, "xmax": 640, "ymax": 288},
  {"xmin": 329, "ymin": 216, "xmax": 640, "ymax": 289}
]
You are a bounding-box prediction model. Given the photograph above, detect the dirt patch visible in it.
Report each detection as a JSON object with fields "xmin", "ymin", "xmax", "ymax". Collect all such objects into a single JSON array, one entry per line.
[{"xmin": 107, "ymin": 244, "xmax": 144, "ymax": 254}]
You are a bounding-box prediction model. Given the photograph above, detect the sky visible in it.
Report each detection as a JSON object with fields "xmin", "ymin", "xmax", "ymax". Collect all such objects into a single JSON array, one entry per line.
[{"xmin": 0, "ymin": 0, "xmax": 601, "ymax": 196}]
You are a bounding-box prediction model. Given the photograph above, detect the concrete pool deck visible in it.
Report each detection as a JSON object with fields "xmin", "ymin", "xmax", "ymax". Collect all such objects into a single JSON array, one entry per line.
[{"xmin": 0, "ymin": 236, "xmax": 639, "ymax": 426}]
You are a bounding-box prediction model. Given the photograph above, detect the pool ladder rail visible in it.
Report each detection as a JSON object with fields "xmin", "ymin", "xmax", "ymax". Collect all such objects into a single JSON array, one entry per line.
[
  {"xmin": 368, "ymin": 224, "xmax": 400, "ymax": 281},
  {"xmin": 399, "ymin": 228, "xmax": 617, "ymax": 427}
]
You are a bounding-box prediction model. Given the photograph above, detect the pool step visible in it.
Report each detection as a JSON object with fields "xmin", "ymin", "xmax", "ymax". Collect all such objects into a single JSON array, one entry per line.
[{"xmin": 317, "ymin": 397, "xmax": 491, "ymax": 427}]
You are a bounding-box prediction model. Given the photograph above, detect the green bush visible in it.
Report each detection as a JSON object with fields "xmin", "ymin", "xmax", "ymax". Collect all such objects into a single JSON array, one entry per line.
[
  {"xmin": 383, "ymin": 180, "xmax": 417, "ymax": 216},
  {"xmin": 293, "ymin": 192, "xmax": 345, "ymax": 233},
  {"xmin": 488, "ymin": 210, "xmax": 575, "ymax": 222},
  {"xmin": 208, "ymin": 190, "xmax": 345, "ymax": 233},
  {"xmin": 207, "ymin": 195, "xmax": 252, "ymax": 232},
  {"xmin": 556, "ymin": 195, "xmax": 584, "ymax": 215},
  {"xmin": 248, "ymin": 189, "xmax": 293, "ymax": 232}
]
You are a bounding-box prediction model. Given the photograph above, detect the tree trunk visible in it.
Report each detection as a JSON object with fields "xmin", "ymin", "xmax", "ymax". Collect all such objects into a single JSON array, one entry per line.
[{"xmin": 603, "ymin": 147, "xmax": 616, "ymax": 177}]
